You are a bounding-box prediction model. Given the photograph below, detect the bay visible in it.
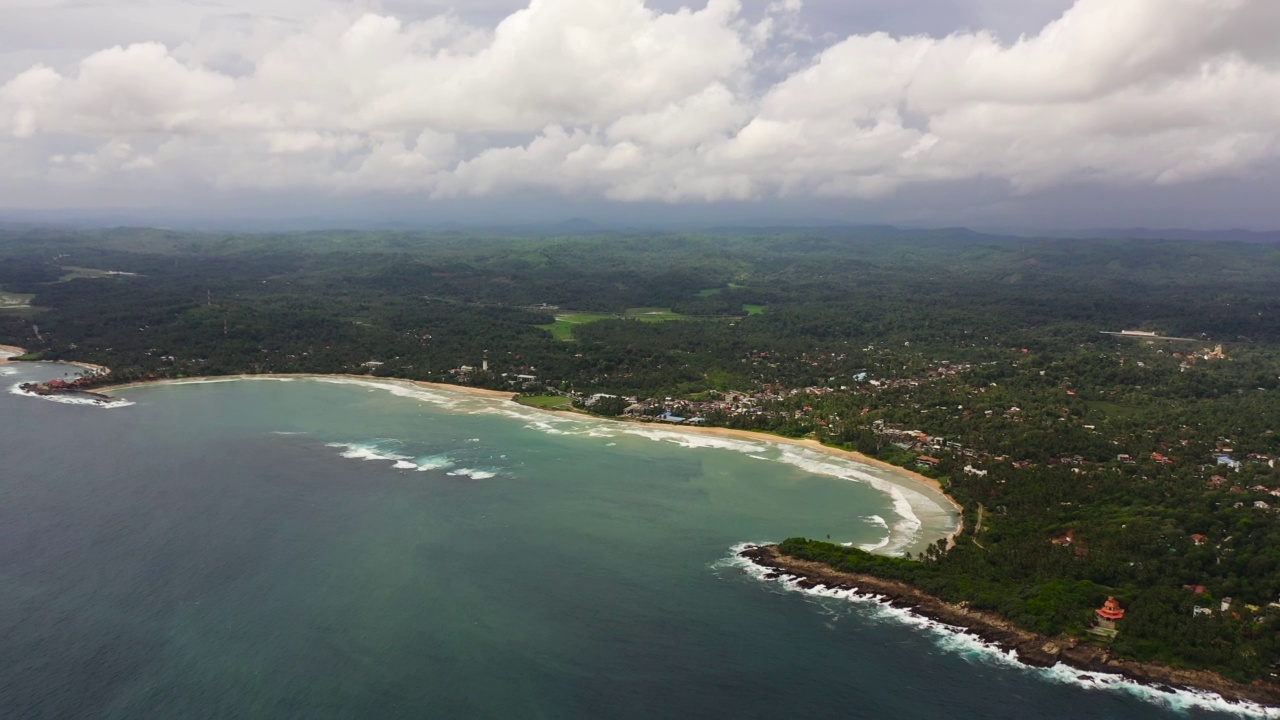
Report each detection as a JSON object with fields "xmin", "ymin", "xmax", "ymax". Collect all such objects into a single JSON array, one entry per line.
[{"xmin": 0, "ymin": 362, "xmax": 1262, "ymax": 718}]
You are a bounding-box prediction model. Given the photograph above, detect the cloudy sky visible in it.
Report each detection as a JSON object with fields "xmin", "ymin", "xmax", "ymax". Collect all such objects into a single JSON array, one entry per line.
[{"xmin": 2, "ymin": 0, "xmax": 1278, "ymax": 229}]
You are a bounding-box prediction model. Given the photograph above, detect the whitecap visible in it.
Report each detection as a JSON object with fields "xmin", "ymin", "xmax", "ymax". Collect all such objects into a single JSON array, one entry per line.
[
  {"xmin": 447, "ymin": 468, "xmax": 498, "ymax": 480},
  {"xmin": 413, "ymin": 455, "xmax": 454, "ymax": 472},
  {"xmin": 325, "ymin": 441, "xmax": 412, "ymax": 463}
]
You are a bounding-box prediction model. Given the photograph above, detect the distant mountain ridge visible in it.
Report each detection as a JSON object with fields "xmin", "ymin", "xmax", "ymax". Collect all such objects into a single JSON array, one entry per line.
[{"xmin": 1022, "ymin": 227, "xmax": 1280, "ymax": 244}]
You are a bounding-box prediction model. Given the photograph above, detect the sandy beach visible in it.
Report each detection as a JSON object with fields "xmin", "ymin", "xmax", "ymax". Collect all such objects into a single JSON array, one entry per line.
[
  {"xmin": 100, "ymin": 373, "xmax": 517, "ymax": 400},
  {"xmin": 504, "ymin": 400, "xmax": 962, "ymax": 512},
  {"xmin": 21, "ymin": 361, "xmax": 962, "ymax": 543},
  {"xmin": 0, "ymin": 345, "xmax": 109, "ymax": 377}
]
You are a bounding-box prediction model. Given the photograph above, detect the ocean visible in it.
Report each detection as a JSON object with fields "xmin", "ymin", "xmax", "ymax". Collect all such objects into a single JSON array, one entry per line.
[{"xmin": 1, "ymin": 361, "xmax": 1269, "ymax": 718}]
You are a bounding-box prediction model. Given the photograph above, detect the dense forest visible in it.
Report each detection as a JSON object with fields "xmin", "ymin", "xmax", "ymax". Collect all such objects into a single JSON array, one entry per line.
[{"xmin": 4, "ymin": 225, "xmax": 1280, "ymax": 681}]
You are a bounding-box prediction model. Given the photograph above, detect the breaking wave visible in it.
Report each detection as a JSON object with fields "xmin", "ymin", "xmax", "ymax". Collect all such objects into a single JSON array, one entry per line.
[
  {"xmin": 720, "ymin": 545, "xmax": 1279, "ymax": 719},
  {"xmin": 773, "ymin": 447, "xmax": 931, "ymax": 555},
  {"xmin": 447, "ymin": 468, "xmax": 498, "ymax": 480},
  {"xmin": 8, "ymin": 383, "xmax": 135, "ymax": 409},
  {"xmin": 413, "ymin": 455, "xmax": 454, "ymax": 472},
  {"xmin": 326, "ymin": 440, "xmax": 412, "ymax": 463},
  {"xmin": 313, "ymin": 377, "xmax": 468, "ymax": 409},
  {"xmin": 618, "ymin": 427, "xmax": 767, "ymax": 453}
]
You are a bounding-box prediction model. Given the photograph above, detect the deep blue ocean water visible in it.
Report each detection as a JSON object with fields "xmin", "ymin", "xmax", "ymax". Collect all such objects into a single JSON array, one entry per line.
[{"xmin": 0, "ymin": 361, "xmax": 1268, "ymax": 718}]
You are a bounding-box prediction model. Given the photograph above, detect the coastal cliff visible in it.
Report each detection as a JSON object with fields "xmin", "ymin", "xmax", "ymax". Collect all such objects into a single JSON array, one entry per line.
[{"xmin": 739, "ymin": 544, "xmax": 1280, "ymax": 709}]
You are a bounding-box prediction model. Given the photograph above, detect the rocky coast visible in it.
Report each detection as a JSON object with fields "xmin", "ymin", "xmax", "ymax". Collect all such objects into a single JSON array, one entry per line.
[{"xmin": 739, "ymin": 543, "xmax": 1280, "ymax": 709}]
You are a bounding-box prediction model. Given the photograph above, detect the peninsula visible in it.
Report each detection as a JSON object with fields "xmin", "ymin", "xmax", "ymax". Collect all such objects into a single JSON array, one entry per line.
[{"xmin": 740, "ymin": 542, "xmax": 1280, "ymax": 709}]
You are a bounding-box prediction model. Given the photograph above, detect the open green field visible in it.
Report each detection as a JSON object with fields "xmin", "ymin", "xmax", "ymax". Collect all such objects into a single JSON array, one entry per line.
[
  {"xmin": 697, "ymin": 283, "xmax": 746, "ymax": 297},
  {"xmin": 1083, "ymin": 399, "xmax": 1144, "ymax": 420},
  {"xmin": 743, "ymin": 304, "xmax": 765, "ymax": 315},
  {"xmin": 538, "ymin": 312, "xmax": 616, "ymax": 341},
  {"xmin": 625, "ymin": 307, "xmax": 686, "ymax": 321},
  {"xmin": 58, "ymin": 266, "xmax": 141, "ymax": 282},
  {"xmin": 539, "ymin": 308, "xmax": 689, "ymax": 340},
  {"xmin": 515, "ymin": 394, "xmax": 576, "ymax": 411},
  {"xmin": 0, "ymin": 289, "xmax": 35, "ymax": 311}
]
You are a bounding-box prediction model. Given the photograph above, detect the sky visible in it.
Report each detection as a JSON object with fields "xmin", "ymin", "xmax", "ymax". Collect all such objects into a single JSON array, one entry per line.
[{"xmin": 1, "ymin": 0, "xmax": 1278, "ymax": 230}]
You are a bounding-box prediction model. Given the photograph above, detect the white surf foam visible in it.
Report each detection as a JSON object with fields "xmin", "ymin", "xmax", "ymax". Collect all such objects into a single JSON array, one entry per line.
[
  {"xmin": 326, "ymin": 441, "xmax": 412, "ymax": 463},
  {"xmin": 447, "ymin": 468, "xmax": 497, "ymax": 480},
  {"xmin": 773, "ymin": 447, "xmax": 929, "ymax": 555},
  {"xmin": 0, "ymin": 366, "xmax": 17, "ymax": 376},
  {"xmin": 619, "ymin": 427, "xmax": 767, "ymax": 453},
  {"xmin": 312, "ymin": 377, "xmax": 469, "ymax": 409},
  {"xmin": 8, "ymin": 383, "xmax": 135, "ymax": 408},
  {"xmin": 723, "ymin": 545, "xmax": 1280, "ymax": 718},
  {"xmin": 413, "ymin": 455, "xmax": 454, "ymax": 472}
]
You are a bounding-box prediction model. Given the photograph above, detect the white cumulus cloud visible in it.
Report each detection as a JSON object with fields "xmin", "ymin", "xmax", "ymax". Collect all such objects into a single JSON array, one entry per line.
[{"xmin": 1, "ymin": 0, "xmax": 1278, "ymax": 212}]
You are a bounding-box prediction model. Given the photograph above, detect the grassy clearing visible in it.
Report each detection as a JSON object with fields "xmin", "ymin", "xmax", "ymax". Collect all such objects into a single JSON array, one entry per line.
[
  {"xmin": 743, "ymin": 304, "xmax": 765, "ymax": 315},
  {"xmin": 0, "ymin": 288, "xmax": 34, "ymax": 304},
  {"xmin": 625, "ymin": 307, "xmax": 687, "ymax": 322},
  {"xmin": 0, "ymin": 290, "xmax": 34, "ymax": 311},
  {"xmin": 697, "ymin": 283, "xmax": 746, "ymax": 297},
  {"xmin": 516, "ymin": 394, "xmax": 576, "ymax": 411},
  {"xmin": 58, "ymin": 266, "xmax": 141, "ymax": 282},
  {"xmin": 537, "ymin": 312, "xmax": 615, "ymax": 341},
  {"xmin": 539, "ymin": 308, "xmax": 688, "ymax": 340},
  {"xmin": 1084, "ymin": 399, "xmax": 1144, "ymax": 420}
]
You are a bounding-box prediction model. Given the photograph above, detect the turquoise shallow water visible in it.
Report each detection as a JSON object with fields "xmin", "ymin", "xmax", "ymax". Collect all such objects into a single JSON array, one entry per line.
[{"xmin": 0, "ymin": 363, "xmax": 1266, "ymax": 718}]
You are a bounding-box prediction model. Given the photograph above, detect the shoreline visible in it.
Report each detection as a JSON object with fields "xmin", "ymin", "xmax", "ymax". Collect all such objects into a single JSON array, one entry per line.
[
  {"xmin": 0, "ymin": 345, "xmax": 108, "ymax": 375},
  {"xmin": 99, "ymin": 373, "xmax": 517, "ymax": 401},
  {"xmin": 11, "ymin": 357, "xmax": 962, "ymax": 544},
  {"xmin": 739, "ymin": 544, "xmax": 1280, "ymax": 710},
  {"xmin": 105, "ymin": 373, "xmax": 963, "ymax": 543},
  {"xmin": 503, "ymin": 401, "xmax": 964, "ymax": 544}
]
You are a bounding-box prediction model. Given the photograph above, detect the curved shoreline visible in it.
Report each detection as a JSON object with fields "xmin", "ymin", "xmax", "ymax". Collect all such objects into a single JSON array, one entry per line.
[
  {"xmin": 739, "ymin": 544, "xmax": 1280, "ymax": 711},
  {"xmin": 83, "ymin": 367, "xmax": 962, "ymax": 545},
  {"xmin": 5, "ymin": 349, "xmax": 961, "ymax": 545}
]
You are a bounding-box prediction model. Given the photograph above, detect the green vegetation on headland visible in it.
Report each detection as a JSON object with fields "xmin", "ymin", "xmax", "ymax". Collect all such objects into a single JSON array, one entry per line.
[
  {"xmin": 4, "ymin": 225, "xmax": 1280, "ymax": 686},
  {"xmin": 776, "ymin": 537, "xmax": 1280, "ymax": 683}
]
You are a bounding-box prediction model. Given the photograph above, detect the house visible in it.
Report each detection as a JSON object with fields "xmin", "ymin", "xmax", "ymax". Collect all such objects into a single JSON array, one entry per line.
[
  {"xmin": 963, "ymin": 465, "xmax": 988, "ymax": 477},
  {"xmin": 1190, "ymin": 534, "xmax": 1207, "ymax": 546},
  {"xmin": 1193, "ymin": 606, "xmax": 1214, "ymax": 617},
  {"xmin": 1216, "ymin": 455, "xmax": 1242, "ymax": 470},
  {"xmin": 1183, "ymin": 584, "xmax": 1208, "ymax": 594},
  {"xmin": 916, "ymin": 456, "xmax": 941, "ymax": 468}
]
